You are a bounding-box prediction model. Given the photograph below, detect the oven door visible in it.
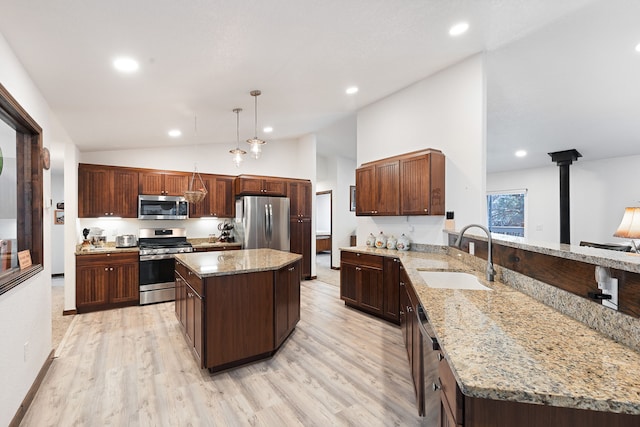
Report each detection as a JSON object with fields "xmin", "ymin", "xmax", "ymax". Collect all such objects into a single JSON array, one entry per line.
[{"xmin": 139, "ymin": 254, "xmax": 176, "ymax": 304}]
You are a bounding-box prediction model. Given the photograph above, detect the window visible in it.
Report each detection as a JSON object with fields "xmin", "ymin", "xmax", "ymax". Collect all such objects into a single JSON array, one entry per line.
[
  {"xmin": 0, "ymin": 82, "xmax": 44, "ymax": 295},
  {"xmin": 487, "ymin": 190, "xmax": 526, "ymax": 237}
]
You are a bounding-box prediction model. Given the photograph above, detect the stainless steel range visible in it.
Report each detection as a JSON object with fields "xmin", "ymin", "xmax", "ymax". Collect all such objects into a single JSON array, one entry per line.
[{"xmin": 139, "ymin": 227, "xmax": 193, "ymax": 305}]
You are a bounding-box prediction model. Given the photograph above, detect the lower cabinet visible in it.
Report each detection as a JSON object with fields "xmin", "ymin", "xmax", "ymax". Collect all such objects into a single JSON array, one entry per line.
[
  {"xmin": 340, "ymin": 251, "xmax": 399, "ymax": 323},
  {"xmin": 76, "ymin": 252, "xmax": 139, "ymax": 313},
  {"xmin": 400, "ymin": 268, "xmax": 425, "ymax": 417},
  {"xmin": 275, "ymin": 260, "xmax": 301, "ymax": 347},
  {"xmin": 175, "ymin": 261, "xmax": 204, "ymax": 366}
]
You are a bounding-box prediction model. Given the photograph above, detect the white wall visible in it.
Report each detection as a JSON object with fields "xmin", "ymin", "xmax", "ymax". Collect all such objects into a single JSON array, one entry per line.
[
  {"xmin": 0, "ymin": 32, "xmax": 54, "ymax": 426},
  {"xmin": 488, "ymin": 154, "xmax": 640, "ymax": 245},
  {"xmin": 356, "ymin": 54, "xmax": 486, "ymax": 247},
  {"xmin": 316, "ymin": 193, "xmax": 331, "ymax": 233}
]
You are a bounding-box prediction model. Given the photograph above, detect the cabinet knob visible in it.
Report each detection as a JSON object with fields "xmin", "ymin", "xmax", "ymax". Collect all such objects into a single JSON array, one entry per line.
[
  {"xmin": 400, "ymin": 310, "xmax": 405, "ymax": 315},
  {"xmin": 437, "ymin": 353, "xmax": 444, "ymax": 361},
  {"xmin": 110, "ymin": 267, "xmax": 114, "ymax": 271},
  {"xmin": 407, "ymin": 306, "xmax": 413, "ymax": 312},
  {"xmin": 355, "ymin": 267, "xmax": 362, "ymax": 271},
  {"xmin": 288, "ymin": 266, "xmax": 295, "ymax": 271},
  {"xmin": 400, "ymin": 281, "xmax": 405, "ymax": 286},
  {"xmin": 104, "ymin": 267, "xmax": 108, "ymax": 271},
  {"xmin": 432, "ymin": 382, "xmax": 441, "ymax": 391},
  {"xmin": 424, "ymin": 208, "xmax": 428, "ymax": 212},
  {"xmin": 356, "ymin": 253, "xmax": 360, "ymax": 257}
]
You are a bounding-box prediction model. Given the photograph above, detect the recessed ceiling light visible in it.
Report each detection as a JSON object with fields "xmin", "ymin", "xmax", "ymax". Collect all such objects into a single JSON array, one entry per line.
[
  {"xmin": 346, "ymin": 86, "xmax": 359, "ymax": 95},
  {"xmin": 515, "ymin": 150, "xmax": 527, "ymax": 158},
  {"xmin": 113, "ymin": 57, "xmax": 139, "ymax": 73},
  {"xmin": 635, "ymin": 42, "xmax": 640, "ymax": 52},
  {"xmin": 449, "ymin": 22, "xmax": 469, "ymax": 37},
  {"xmin": 263, "ymin": 126, "xmax": 273, "ymax": 133},
  {"xmin": 168, "ymin": 129, "xmax": 182, "ymax": 138}
]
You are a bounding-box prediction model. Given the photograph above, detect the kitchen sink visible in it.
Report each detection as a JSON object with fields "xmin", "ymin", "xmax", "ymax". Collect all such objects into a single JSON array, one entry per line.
[{"xmin": 417, "ymin": 270, "xmax": 492, "ymax": 291}]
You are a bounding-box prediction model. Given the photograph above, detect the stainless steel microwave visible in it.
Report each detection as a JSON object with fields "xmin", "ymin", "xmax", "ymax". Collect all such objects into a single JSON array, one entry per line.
[{"xmin": 138, "ymin": 195, "xmax": 188, "ymax": 220}]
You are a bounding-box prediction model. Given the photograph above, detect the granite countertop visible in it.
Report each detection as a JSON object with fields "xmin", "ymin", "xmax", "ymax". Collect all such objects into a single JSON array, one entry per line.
[
  {"xmin": 175, "ymin": 248, "xmax": 302, "ymax": 278},
  {"xmin": 189, "ymin": 240, "xmax": 242, "ymax": 249},
  {"xmin": 341, "ymin": 246, "xmax": 640, "ymax": 415},
  {"xmin": 75, "ymin": 244, "xmax": 139, "ymax": 255}
]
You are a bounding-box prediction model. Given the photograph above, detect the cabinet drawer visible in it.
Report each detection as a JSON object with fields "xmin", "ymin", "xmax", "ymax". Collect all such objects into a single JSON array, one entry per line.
[
  {"xmin": 76, "ymin": 251, "xmax": 138, "ymax": 267},
  {"xmin": 439, "ymin": 356, "xmax": 464, "ymax": 424},
  {"xmin": 341, "ymin": 251, "xmax": 383, "ymax": 269},
  {"xmin": 175, "ymin": 261, "xmax": 203, "ymax": 296}
]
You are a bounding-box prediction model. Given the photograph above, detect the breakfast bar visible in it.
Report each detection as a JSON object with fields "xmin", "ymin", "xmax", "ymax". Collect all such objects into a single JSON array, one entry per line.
[{"xmin": 174, "ymin": 248, "xmax": 302, "ymax": 372}]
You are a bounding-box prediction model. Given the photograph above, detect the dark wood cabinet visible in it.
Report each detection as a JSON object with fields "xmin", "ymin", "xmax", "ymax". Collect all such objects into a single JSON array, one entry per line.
[
  {"xmin": 400, "ymin": 270, "xmax": 424, "ymax": 416},
  {"xmin": 139, "ymin": 170, "xmax": 188, "ymax": 196},
  {"xmin": 290, "ymin": 218, "xmax": 312, "ymax": 279},
  {"xmin": 340, "ymin": 251, "xmax": 386, "ymax": 317},
  {"xmin": 235, "ymin": 175, "xmax": 287, "ymax": 196},
  {"xmin": 400, "ymin": 150, "xmax": 445, "ymax": 216},
  {"xmin": 355, "ymin": 161, "xmax": 400, "ymax": 216},
  {"xmin": 383, "ymin": 258, "xmax": 400, "ymax": 322},
  {"xmin": 355, "ymin": 149, "xmax": 445, "ymax": 217},
  {"xmin": 75, "ymin": 252, "xmax": 139, "ymax": 313},
  {"xmin": 189, "ymin": 174, "xmax": 235, "ymax": 218},
  {"xmin": 288, "ymin": 180, "xmax": 312, "ymax": 218},
  {"xmin": 275, "ymin": 260, "xmax": 301, "ymax": 347},
  {"xmin": 175, "ymin": 261, "xmax": 204, "ymax": 366},
  {"xmin": 192, "ymin": 244, "xmax": 242, "ymax": 252},
  {"xmin": 78, "ymin": 164, "xmax": 138, "ymax": 218}
]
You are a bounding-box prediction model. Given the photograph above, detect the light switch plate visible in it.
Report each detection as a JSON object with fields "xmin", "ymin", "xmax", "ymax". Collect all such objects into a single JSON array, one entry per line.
[
  {"xmin": 468, "ymin": 242, "xmax": 475, "ymax": 255},
  {"xmin": 602, "ymin": 278, "xmax": 618, "ymax": 310}
]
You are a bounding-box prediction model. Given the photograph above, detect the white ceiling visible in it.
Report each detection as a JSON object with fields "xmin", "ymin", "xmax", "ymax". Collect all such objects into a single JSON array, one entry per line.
[{"xmin": 0, "ymin": 0, "xmax": 606, "ymax": 171}]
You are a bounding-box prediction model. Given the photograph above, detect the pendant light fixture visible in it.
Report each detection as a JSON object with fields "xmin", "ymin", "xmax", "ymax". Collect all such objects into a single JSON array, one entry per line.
[
  {"xmin": 229, "ymin": 108, "xmax": 246, "ymax": 168},
  {"xmin": 247, "ymin": 89, "xmax": 266, "ymax": 159}
]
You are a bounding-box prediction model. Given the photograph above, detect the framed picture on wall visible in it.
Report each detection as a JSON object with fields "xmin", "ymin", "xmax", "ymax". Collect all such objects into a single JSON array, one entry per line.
[
  {"xmin": 54, "ymin": 210, "xmax": 64, "ymax": 225},
  {"xmin": 349, "ymin": 186, "xmax": 356, "ymax": 212}
]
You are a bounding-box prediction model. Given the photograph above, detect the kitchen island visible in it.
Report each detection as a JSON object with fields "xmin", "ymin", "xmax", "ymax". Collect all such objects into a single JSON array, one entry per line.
[
  {"xmin": 174, "ymin": 248, "xmax": 302, "ymax": 372},
  {"xmin": 340, "ymin": 246, "xmax": 640, "ymax": 425}
]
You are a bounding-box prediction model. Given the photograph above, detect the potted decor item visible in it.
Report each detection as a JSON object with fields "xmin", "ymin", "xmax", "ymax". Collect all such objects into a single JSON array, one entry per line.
[
  {"xmin": 366, "ymin": 233, "xmax": 376, "ymax": 247},
  {"xmin": 397, "ymin": 234, "xmax": 411, "ymax": 251},
  {"xmin": 386, "ymin": 235, "xmax": 397, "ymax": 250},
  {"xmin": 375, "ymin": 231, "xmax": 387, "ymax": 249}
]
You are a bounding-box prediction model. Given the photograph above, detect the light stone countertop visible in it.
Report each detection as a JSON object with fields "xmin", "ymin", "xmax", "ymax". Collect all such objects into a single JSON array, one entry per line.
[
  {"xmin": 175, "ymin": 248, "xmax": 302, "ymax": 278},
  {"xmin": 340, "ymin": 246, "xmax": 640, "ymax": 415}
]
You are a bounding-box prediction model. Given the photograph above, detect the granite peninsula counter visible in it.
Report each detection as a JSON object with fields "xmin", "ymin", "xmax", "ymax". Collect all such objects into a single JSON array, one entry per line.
[
  {"xmin": 174, "ymin": 249, "xmax": 302, "ymax": 372},
  {"xmin": 340, "ymin": 246, "xmax": 640, "ymax": 422}
]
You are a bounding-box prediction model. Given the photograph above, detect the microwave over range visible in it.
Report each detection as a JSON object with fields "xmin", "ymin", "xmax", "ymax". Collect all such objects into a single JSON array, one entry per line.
[{"xmin": 138, "ymin": 195, "xmax": 188, "ymax": 220}]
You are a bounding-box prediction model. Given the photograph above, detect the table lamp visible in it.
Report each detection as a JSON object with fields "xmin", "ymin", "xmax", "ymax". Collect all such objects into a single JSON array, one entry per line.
[{"xmin": 613, "ymin": 207, "xmax": 640, "ymax": 252}]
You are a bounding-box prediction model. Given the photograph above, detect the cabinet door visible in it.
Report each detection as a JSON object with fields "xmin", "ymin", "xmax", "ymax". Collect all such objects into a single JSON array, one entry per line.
[
  {"xmin": 375, "ymin": 160, "xmax": 400, "ymax": 215},
  {"xmin": 139, "ymin": 171, "xmax": 165, "ymax": 195},
  {"xmin": 288, "ymin": 181, "xmax": 312, "ymax": 218},
  {"xmin": 290, "ymin": 218, "xmax": 311, "ymax": 279},
  {"xmin": 189, "ymin": 175, "xmax": 216, "ymax": 218},
  {"xmin": 383, "ymin": 258, "xmax": 400, "ymax": 322},
  {"xmin": 235, "ymin": 177, "xmax": 264, "ymax": 195},
  {"xmin": 263, "ymin": 179, "xmax": 286, "ymax": 196},
  {"xmin": 212, "ymin": 176, "xmax": 235, "ymax": 217},
  {"xmin": 355, "ymin": 166, "xmax": 375, "ymax": 215},
  {"xmin": 109, "ymin": 261, "xmax": 139, "ymax": 304},
  {"xmin": 164, "ymin": 173, "xmax": 188, "ymax": 196},
  {"xmin": 274, "ymin": 263, "xmax": 300, "ymax": 347},
  {"xmin": 194, "ymin": 290, "xmax": 203, "ymax": 366},
  {"xmin": 358, "ymin": 265, "xmax": 384, "ymax": 315},
  {"xmin": 175, "ymin": 273, "xmax": 186, "ymax": 327},
  {"xmin": 110, "ymin": 168, "xmax": 138, "ymax": 218},
  {"xmin": 340, "ymin": 262, "xmax": 358, "ymax": 304},
  {"xmin": 76, "ymin": 264, "xmax": 110, "ymax": 308},
  {"xmin": 78, "ymin": 165, "xmax": 111, "ymax": 217},
  {"xmin": 186, "ymin": 284, "xmax": 195, "ymax": 347},
  {"xmin": 400, "ymin": 155, "xmax": 430, "ymax": 215},
  {"xmin": 400, "ymin": 282, "xmax": 410, "ymax": 357}
]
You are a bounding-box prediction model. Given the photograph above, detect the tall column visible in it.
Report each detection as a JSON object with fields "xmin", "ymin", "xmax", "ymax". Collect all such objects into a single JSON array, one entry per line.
[{"xmin": 548, "ymin": 149, "xmax": 582, "ymax": 244}]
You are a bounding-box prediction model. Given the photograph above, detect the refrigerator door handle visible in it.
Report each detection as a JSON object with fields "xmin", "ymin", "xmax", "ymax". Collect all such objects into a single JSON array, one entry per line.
[
  {"xmin": 264, "ymin": 204, "xmax": 270, "ymax": 243},
  {"xmin": 268, "ymin": 203, "xmax": 274, "ymax": 242}
]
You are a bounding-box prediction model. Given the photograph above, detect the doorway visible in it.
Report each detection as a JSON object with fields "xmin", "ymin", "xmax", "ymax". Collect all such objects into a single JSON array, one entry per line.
[{"xmin": 316, "ymin": 190, "xmax": 332, "ymax": 270}]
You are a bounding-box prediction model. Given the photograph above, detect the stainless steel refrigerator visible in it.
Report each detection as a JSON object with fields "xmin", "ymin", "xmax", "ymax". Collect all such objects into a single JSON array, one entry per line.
[{"xmin": 235, "ymin": 196, "xmax": 290, "ymax": 251}]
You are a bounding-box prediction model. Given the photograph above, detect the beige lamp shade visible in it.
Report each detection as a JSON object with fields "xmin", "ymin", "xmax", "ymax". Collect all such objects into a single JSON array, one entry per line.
[{"xmin": 613, "ymin": 207, "xmax": 640, "ymax": 238}]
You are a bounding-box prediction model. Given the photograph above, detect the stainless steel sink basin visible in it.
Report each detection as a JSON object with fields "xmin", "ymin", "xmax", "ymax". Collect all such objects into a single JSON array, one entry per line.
[{"xmin": 417, "ymin": 270, "xmax": 492, "ymax": 291}]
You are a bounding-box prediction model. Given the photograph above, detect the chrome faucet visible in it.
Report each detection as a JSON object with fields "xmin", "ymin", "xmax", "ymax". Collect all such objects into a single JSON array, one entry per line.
[{"xmin": 454, "ymin": 224, "xmax": 495, "ymax": 282}]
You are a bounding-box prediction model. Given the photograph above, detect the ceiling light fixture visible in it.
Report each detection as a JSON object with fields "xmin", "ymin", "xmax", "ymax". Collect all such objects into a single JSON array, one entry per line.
[
  {"xmin": 247, "ymin": 90, "xmax": 266, "ymax": 159},
  {"xmin": 263, "ymin": 126, "xmax": 273, "ymax": 133},
  {"xmin": 635, "ymin": 43, "xmax": 640, "ymax": 53},
  {"xmin": 515, "ymin": 150, "xmax": 527, "ymax": 157},
  {"xmin": 168, "ymin": 129, "xmax": 182, "ymax": 138},
  {"xmin": 230, "ymin": 108, "xmax": 247, "ymax": 168},
  {"xmin": 449, "ymin": 22, "xmax": 469, "ymax": 37},
  {"xmin": 346, "ymin": 86, "xmax": 359, "ymax": 95},
  {"xmin": 113, "ymin": 57, "xmax": 139, "ymax": 73}
]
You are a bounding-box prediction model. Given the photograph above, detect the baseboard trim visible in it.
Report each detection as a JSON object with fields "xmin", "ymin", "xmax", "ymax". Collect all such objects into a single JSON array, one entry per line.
[
  {"xmin": 51, "ymin": 273, "xmax": 64, "ymax": 278},
  {"xmin": 9, "ymin": 348, "xmax": 55, "ymax": 427},
  {"xmin": 63, "ymin": 309, "xmax": 77, "ymax": 316},
  {"xmin": 330, "ymin": 266, "xmax": 340, "ymax": 270}
]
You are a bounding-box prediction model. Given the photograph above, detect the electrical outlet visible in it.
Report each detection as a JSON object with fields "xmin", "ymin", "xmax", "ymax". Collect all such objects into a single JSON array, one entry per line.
[
  {"xmin": 469, "ymin": 242, "xmax": 475, "ymax": 255},
  {"xmin": 24, "ymin": 341, "xmax": 29, "ymax": 361}
]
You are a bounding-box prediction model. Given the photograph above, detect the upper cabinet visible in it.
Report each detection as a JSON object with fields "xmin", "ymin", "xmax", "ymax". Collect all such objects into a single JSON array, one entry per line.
[
  {"xmin": 356, "ymin": 149, "xmax": 445, "ymax": 216},
  {"xmin": 288, "ymin": 180, "xmax": 312, "ymax": 219},
  {"xmin": 78, "ymin": 164, "xmax": 138, "ymax": 218},
  {"xmin": 139, "ymin": 171, "xmax": 189, "ymax": 196},
  {"xmin": 235, "ymin": 175, "xmax": 287, "ymax": 197},
  {"xmin": 189, "ymin": 174, "xmax": 235, "ymax": 218}
]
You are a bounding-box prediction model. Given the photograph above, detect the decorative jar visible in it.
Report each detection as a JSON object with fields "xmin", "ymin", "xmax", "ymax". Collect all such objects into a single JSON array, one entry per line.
[
  {"xmin": 375, "ymin": 232, "xmax": 387, "ymax": 249},
  {"xmin": 386, "ymin": 235, "xmax": 397, "ymax": 250},
  {"xmin": 366, "ymin": 233, "xmax": 376, "ymax": 247},
  {"xmin": 396, "ymin": 234, "xmax": 411, "ymax": 251}
]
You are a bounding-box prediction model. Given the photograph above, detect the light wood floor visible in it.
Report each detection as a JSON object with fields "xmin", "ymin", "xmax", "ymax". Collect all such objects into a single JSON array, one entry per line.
[{"xmin": 21, "ymin": 279, "xmax": 426, "ymax": 426}]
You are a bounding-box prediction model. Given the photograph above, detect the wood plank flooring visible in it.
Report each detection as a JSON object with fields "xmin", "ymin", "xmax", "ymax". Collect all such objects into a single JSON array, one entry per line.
[{"xmin": 21, "ymin": 279, "xmax": 426, "ymax": 426}]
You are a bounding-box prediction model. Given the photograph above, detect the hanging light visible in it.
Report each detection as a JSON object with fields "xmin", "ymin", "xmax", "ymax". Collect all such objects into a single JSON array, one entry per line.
[
  {"xmin": 247, "ymin": 89, "xmax": 266, "ymax": 159},
  {"xmin": 229, "ymin": 108, "xmax": 247, "ymax": 168}
]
